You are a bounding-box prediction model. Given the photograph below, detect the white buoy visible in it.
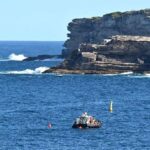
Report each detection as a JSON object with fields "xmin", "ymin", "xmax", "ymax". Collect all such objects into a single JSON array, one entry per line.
[
  {"xmin": 48, "ymin": 122, "xmax": 52, "ymax": 128},
  {"xmin": 109, "ymin": 101, "xmax": 113, "ymax": 112}
]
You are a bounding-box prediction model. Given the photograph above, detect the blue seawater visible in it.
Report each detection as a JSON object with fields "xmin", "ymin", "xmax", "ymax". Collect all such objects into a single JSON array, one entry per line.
[
  {"xmin": 0, "ymin": 42, "xmax": 150, "ymax": 150},
  {"xmin": 0, "ymin": 41, "xmax": 63, "ymax": 58}
]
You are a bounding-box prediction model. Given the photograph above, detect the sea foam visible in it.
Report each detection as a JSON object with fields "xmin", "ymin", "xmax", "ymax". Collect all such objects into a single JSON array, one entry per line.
[
  {"xmin": 0, "ymin": 66, "xmax": 49, "ymax": 74},
  {"xmin": 120, "ymin": 71, "xmax": 133, "ymax": 75},
  {"xmin": 8, "ymin": 53, "xmax": 27, "ymax": 61}
]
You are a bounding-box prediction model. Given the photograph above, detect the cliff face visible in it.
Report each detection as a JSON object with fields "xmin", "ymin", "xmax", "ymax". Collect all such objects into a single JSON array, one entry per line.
[
  {"xmin": 63, "ymin": 9, "xmax": 150, "ymax": 57},
  {"xmin": 44, "ymin": 35, "xmax": 150, "ymax": 74},
  {"xmin": 44, "ymin": 9, "xmax": 150, "ymax": 74}
]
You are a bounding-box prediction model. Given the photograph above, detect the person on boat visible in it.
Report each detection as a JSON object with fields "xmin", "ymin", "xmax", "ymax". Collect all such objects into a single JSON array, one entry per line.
[
  {"xmin": 81, "ymin": 112, "xmax": 88, "ymax": 118},
  {"xmin": 75, "ymin": 118, "xmax": 80, "ymax": 124}
]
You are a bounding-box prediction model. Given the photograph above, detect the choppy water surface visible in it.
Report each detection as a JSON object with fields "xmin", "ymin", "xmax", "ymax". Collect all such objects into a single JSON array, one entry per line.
[
  {"xmin": 0, "ymin": 63, "xmax": 149, "ymax": 149},
  {"xmin": 0, "ymin": 42, "xmax": 149, "ymax": 149}
]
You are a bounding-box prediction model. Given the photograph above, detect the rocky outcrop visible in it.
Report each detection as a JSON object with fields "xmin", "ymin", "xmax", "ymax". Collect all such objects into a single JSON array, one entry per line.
[
  {"xmin": 44, "ymin": 9, "xmax": 150, "ymax": 74},
  {"xmin": 44, "ymin": 35, "xmax": 150, "ymax": 74},
  {"xmin": 62, "ymin": 9, "xmax": 150, "ymax": 57},
  {"xmin": 23, "ymin": 55, "xmax": 62, "ymax": 61}
]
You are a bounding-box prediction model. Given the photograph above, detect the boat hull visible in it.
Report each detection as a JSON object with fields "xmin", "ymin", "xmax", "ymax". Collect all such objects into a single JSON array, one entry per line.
[{"xmin": 72, "ymin": 121, "xmax": 102, "ymax": 128}]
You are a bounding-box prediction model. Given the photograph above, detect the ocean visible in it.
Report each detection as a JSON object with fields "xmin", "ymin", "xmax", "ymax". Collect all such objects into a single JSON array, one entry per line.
[{"xmin": 0, "ymin": 41, "xmax": 149, "ymax": 150}]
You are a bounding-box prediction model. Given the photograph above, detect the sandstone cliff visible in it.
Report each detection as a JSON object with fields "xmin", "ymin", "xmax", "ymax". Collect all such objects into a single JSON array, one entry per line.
[
  {"xmin": 63, "ymin": 9, "xmax": 150, "ymax": 57},
  {"xmin": 44, "ymin": 35, "xmax": 150, "ymax": 74},
  {"xmin": 44, "ymin": 9, "xmax": 150, "ymax": 74}
]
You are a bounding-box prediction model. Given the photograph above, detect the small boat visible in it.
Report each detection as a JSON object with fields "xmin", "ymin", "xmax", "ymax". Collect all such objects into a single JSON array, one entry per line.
[{"xmin": 72, "ymin": 112, "xmax": 102, "ymax": 128}]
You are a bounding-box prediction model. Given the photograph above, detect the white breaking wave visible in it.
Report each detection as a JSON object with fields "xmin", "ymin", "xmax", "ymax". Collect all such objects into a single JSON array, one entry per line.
[
  {"xmin": 8, "ymin": 53, "xmax": 27, "ymax": 61},
  {"xmin": 120, "ymin": 71, "xmax": 133, "ymax": 75},
  {"xmin": 141, "ymin": 73, "xmax": 150, "ymax": 78},
  {"xmin": 100, "ymin": 72, "xmax": 150, "ymax": 78},
  {"xmin": 101, "ymin": 72, "xmax": 133, "ymax": 76},
  {"xmin": 101, "ymin": 74, "xmax": 118, "ymax": 76},
  {"xmin": 127, "ymin": 73, "xmax": 150, "ymax": 78},
  {"xmin": 0, "ymin": 54, "xmax": 64, "ymax": 61},
  {"xmin": 145, "ymin": 73, "xmax": 150, "ymax": 77},
  {"xmin": 0, "ymin": 66, "xmax": 49, "ymax": 74}
]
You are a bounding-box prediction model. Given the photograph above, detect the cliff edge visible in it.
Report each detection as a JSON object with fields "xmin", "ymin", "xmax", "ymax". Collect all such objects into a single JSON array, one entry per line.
[
  {"xmin": 44, "ymin": 9, "xmax": 150, "ymax": 74},
  {"xmin": 44, "ymin": 35, "xmax": 150, "ymax": 74}
]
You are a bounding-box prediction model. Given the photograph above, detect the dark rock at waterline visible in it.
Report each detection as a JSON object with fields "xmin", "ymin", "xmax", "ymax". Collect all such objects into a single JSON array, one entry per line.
[
  {"xmin": 44, "ymin": 9, "xmax": 150, "ymax": 74},
  {"xmin": 23, "ymin": 55, "xmax": 62, "ymax": 61},
  {"xmin": 44, "ymin": 35, "xmax": 150, "ymax": 74}
]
